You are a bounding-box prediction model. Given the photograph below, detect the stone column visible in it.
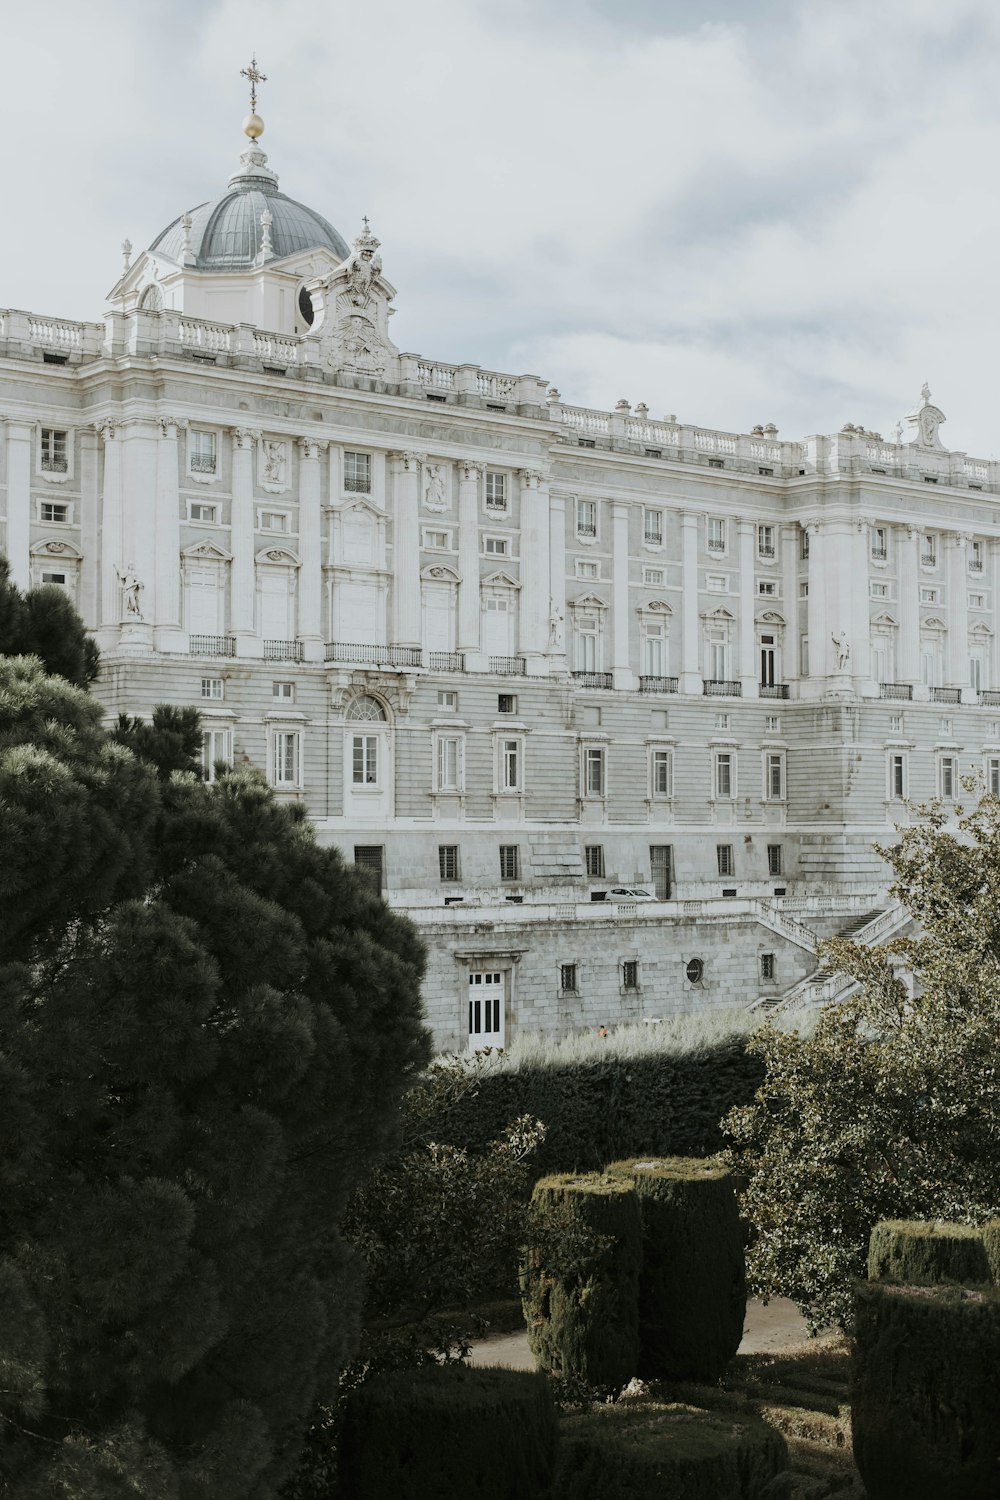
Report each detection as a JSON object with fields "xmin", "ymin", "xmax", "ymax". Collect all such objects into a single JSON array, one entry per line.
[
  {"xmin": 99, "ymin": 421, "xmax": 124, "ymax": 642},
  {"xmin": 392, "ymin": 450, "xmax": 421, "ymax": 651},
  {"xmin": 154, "ymin": 417, "xmax": 183, "ymax": 649},
  {"xmin": 611, "ymin": 499, "xmax": 634, "ymax": 690},
  {"xmin": 780, "ymin": 523, "xmax": 799, "ymax": 681},
  {"xmin": 4, "ymin": 421, "xmax": 32, "ymax": 591},
  {"xmin": 457, "ymin": 460, "xmax": 485, "ymax": 670},
  {"xmin": 850, "ymin": 518, "xmax": 874, "ymax": 697},
  {"xmin": 548, "ymin": 490, "xmax": 568, "ymax": 675},
  {"xmin": 78, "ymin": 427, "xmax": 100, "ymax": 629},
  {"xmin": 945, "ymin": 531, "xmax": 973, "ymax": 700},
  {"xmin": 231, "ymin": 426, "xmax": 259, "ymax": 651},
  {"xmin": 737, "ymin": 518, "xmax": 757, "ymax": 698},
  {"xmin": 804, "ymin": 521, "xmax": 826, "ymax": 691},
  {"xmin": 679, "ymin": 510, "xmax": 702, "ymax": 694},
  {"xmin": 896, "ymin": 524, "xmax": 920, "ymax": 694},
  {"xmin": 297, "ymin": 438, "xmax": 326, "ymax": 660},
  {"xmin": 119, "ymin": 419, "xmax": 158, "ymax": 649},
  {"xmin": 519, "ymin": 468, "xmax": 551, "ymax": 676}
]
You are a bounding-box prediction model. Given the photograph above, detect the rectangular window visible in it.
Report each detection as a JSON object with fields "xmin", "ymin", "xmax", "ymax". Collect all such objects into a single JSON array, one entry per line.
[
  {"xmin": 971, "ymin": 540, "xmax": 984, "ymax": 572},
  {"xmin": 707, "ymin": 573, "xmax": 728, "ymax": 592},
  {"xmin": 707, "ymin": 517, "xmax": 726, "ymax": 552},
  {"xmin": 437, "ymin": 735, "xmax": 463, "ymax": 792},
  {"xmin": 969, "ymin": 593, "xmax": 986, "ymax": 610},
  {"xmin": 758, "ymin": 524, "xmax": 775, "ymax": 558},
  {"xmin": 651, "ymin": 747, "xmax": 673, "ymax": 798},
  {"xmin": 799, "ymin": 581, "xmax": 809, "ymax": 599},
  {"xmin": 344, "ymin": 451, "xmax": 372, "ymax": 493},
  {"xmin": 272, "ymin": 681, "xmax": 294, "ymax": 701},
  {"xmin": 423, "ymin": 528, "xmax": 451, "ymax": 549},
  {"xmin": 921, "ymin": 534, "xmax": 937, "ymax": 566},
  {"xmin": 559, "ymin": 962, "xmax": 578, "ymax": 993},
  {"xmin": 200, "ymin": 727, "xmax": 232, "ymax": 783},
  {"xmin": 801, "ymin": 529, "xmax": 810, "ymax": 559},
  {"xmin": 190, "ymin": 430, "xmax": 217, "ymax": 474},
  {"xmin": 715, "ymin": 752, "xmax": 735, "ymax": 799},
  {"xmin": 621, "ymin": 960, "xmax": 639, "ymax": 990},
  {"xmin": 760, "ymin": 952, "xmax": 777, "ymax": 981},
  {"xmin": 576, "ymin": 559, "xmax": 599, "ymax": 579},
  {"xmin": 40, "ymin": 571, "xmax": 67, "ymax": 587},
  {"xmin": 201, "ymin": 677, "xmax": 224, "ymax": 700},
  {"xmin": 498, "ymin": 693, "xmax": 516, "ymax": 714},
  {"xmin": 260, "ymin": 510, "xmax": 288, "ymax": 532},
  {"xmin": 484, "ymin": 535, "xmax": 508, "ymax": 556},
  {"xmin": 988, "ymin": 757, "xmax": 1000, "ymax": 797},
  {"xmin": 800, "ymin": 636, "xmax": 809, "ymax": 674},
  {"xmin": 920, "ymin": 586, "xmax": 939, "ymax": 604},
  {"xmin": 500, "ymin": 737, "xmax": 521, "ymax": 792},
  {"xmin": 39, "ymin": 501, "xmax": 69, "ymax": 523},
  {"xmin": 939, "ymin": 756, "xmax": 957, "ymax": 800},
  {"xmin": 717, "ymin": 843, "xmax": 735, "ymax": 876},
  {"xmin": 871, "ymin": 526, "xmax": 888, "ymax": 560},
  {"xmin": 890, "ymin": 712, "xmax": 903, "ymax": 732},
  {"xmin": 871, "ymin": 582, "xmax": 888, "ymax": 599},
  {"xmin": 352, "ymin": 734, "xmax": 378, "ymax": 785},
  {"xmin": 189, "ymin": 501, "xmax": 218, "ymax": 524},
  {"xmin": 765, "ymin": 752, "xmax": 785, "ymax": 800},
  {"xmin": 888, "ymin": 752, "xmax": 907, "ymax": 800},
  {"xmin": 585, "ymin": 844, "xmax": 605, "ymax": 877},
  {"xmin": 715, "ymin": 713, "xmax": 731, "ymax": 731},
  {"xmin": 272, "ymin": 730, "xmax": 301, "ymax": 788},
  {"xmin": 643, "ymin": 566, "xmax": 665, "ymax": 586},
  {"xmin": 499, "ymin": 844, "xmax": 520, "ymax": 881},
  {"xmin": 765, "ymin": 714, "xmax": 780, "ymax": 733},
  {"xmin": 644, "ymin": 508, "xmax": 663, "ymax": 545},
  {"xmin": 438, "ymin": 844, "xmax": 460, "ymax": 881},
  {"xmin": 485, "ymin": 471, "xmax": 507, "ymax": 510},
  {"xmin": 40, "ymin": 427, "xmax": 68, "ymax": 473},
  {"xmin": 354, "ymin": 845, "xmax": 384, "ymax": 893},
  {"xmin": 437, "ymin": 689, "xmax": 457, "ymax": 709},
  {"xmin": 758, "ymin": 580, "xmax": 777, "ymax": 597},
  {"xmin": 576, "ymin": 499, "xmax": 597, "ymax": 538},
  {"xmin": 584, "ymin": 746, "xmax": 606, "ymax": 796},
  {"xmin": 650, "ymin": 844, "xmax": 672, "ymax": 900},
  {"xmin": 767, "ymin": 843, "xmax": 783, "ymax": 876}
]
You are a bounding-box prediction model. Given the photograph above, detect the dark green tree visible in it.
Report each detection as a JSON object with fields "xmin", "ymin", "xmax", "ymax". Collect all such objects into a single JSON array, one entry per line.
[
  {"xmin": 113, "ymin": 704, "xmax": 203, "ymax": 780},
  {"xmin": 0, "ymin": 655, "xmax": 430, "ymax": 1497},
  {"xmin": 0, "ymin": 555, "xmax": 99, "ymax": 686}
]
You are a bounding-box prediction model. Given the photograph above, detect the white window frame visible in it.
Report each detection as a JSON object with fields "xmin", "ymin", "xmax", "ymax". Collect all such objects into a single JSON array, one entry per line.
[
  {"xmin": 201, "ymin": 726, "xmax": 233, "ymax": 784},
  {"xmin": 576, "ymin": 559, "xmax": 600, "ymax": 579},
  {"xmin": 484, "ymin": 471, "xmax": 508, "ymax": 511},
  {"xmin": 437, "ymin": 689, "xmax": 458, "ymax": 710},
  {"xmin": 201, "ymin": 677, "xmax": 224, "ymax": 701},
  {"xmin": 187, "ymin": 499, "xmax": 221, "ymax": 525},
  {"xmin": 435, "ymin": 732, "xmax": 465, "ymax": 793},
  {"xmin": 763, "ymin": 751, "xmax": 785, "ymax": 801},
  {"xmin": 37, "ymin": 498, "xmax": 73, "ymax": 524},
  {"xmin": 258, "ymin": 507, "xmax": 292, "ymax": 534},
  {"xmin": 576, "ymin": 498, "xmax": 598, "ymax": 541},
  {"xmin": 271, "ymin": 729, "xmax": 303, "ymax": 789},
  {"xmin": 758, "ymin": 580, "xmax": 777, "ymax": 597},
  {"xmin": 706, "ymin": 573, "xmax": 729, "ymax": 592},
  {"xmin": 970, "ymin": 540, "xmax": 985, "ymax": 572},
  {"xmin": 938, "ymin": 755, "xmax": 958, "ymax": 801},
  {"xmin": 343, "ymin": 450, "xmax": 372, "ymax": 494},
  {"xmin": 714, "ymin": 750, "xmax": 736, "ymax": 800},
  {"xmin": 643, "ymin": 566, "xmax": 665, "ymax": 586},
  {"xmin": 581, "ymin": 743, "xmax": 607, "ymax": 799},
  {"xmin": 352, "ymin": 733, "xmax": 380, "ymax": 787},
  {"xmin": 188, "ymin": 429, "xmax": 218, "ymax": 481},
  {"xmin": 272, "ymin": 681, "xmax": 294, "ymax": 702},
  {"xmin": 921, "ymin": 534, "xmax": 937, "ymax": 567},
  {"xmin": 496, "ymin": 734, "xmax": 524, "ymax": 794},
  {"xmin": 422, "ymin": 527, "xmax": 453, "ymax": 550},
  {"xmin": 765, "ymin": 714, "xmax": 780, "ymax": 733},
  {"xmin": 643, "ymin": 507, "xmax": 663, "ymax": 547},
  {"xmin": 969, "ymin": 592, "xmax": 986, "ymax": 610},
  {"xmin": 871, "ymin": 526, "xmax": 888, "ymax": 562},
  {"xmin": 757, "ymin": 524, "xmax": 775, "ymax": 559},
  {"xmin": 887, "ymin": 751, "xmax": 908, "ymax": 801},
  {"xmin": 870, "ymin": 581, "xmax": 889, "ymax": 599},
  {"xmin": 707, "ymin": 517, "xmax": 727, "ymax": 553},
  {"xmin": 650, "ymin": 746, "xmax": 673, "ymax": 800},
  {"xmin": 38, "ymin": 426, "xmax": 71, "ymax": 480},
  {"xmin": 483, "ymin": 534, "xmax": 509, "ymax": 557},
  {"xmin": 920, "ymin": 586, "xmax": 939, "ymax": 604},
  {"xmin": 986, "ymin": 755, "xmax": 1000, "ymax": 797}
]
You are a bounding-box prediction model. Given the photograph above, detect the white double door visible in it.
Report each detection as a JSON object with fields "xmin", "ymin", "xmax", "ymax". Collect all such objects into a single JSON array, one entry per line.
[{"xmin": 468, "ymin": 970, "xmax": 505, "ymax": 1050}]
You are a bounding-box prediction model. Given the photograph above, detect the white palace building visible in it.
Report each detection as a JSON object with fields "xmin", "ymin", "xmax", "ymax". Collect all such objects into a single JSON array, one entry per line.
[{"xmin": 0, "ymin": 102, "xmax": 989, "ymax": 1048}]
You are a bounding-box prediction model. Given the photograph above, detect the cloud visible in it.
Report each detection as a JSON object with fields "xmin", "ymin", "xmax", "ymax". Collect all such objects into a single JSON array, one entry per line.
[{"xmin": 5, "ymin": 0, "xmax": 1000, "ymax": 453}]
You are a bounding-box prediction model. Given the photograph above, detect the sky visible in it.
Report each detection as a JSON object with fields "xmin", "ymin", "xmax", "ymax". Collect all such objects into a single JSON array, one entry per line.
[{"xmin": 6, "ymin": 0, "xmax": 1000, "ymax": 453}]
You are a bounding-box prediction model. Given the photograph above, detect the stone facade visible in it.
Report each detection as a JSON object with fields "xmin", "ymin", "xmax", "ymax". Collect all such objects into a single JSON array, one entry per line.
[{"xmin": 1, "ymin": 122, "xmax": 991, "ymax": 1049}]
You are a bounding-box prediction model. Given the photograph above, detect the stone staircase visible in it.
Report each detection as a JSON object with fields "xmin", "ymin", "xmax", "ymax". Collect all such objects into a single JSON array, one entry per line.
[{"xmin": 754, "ymin": 903, "xmax": 912, "ymax": 1017}]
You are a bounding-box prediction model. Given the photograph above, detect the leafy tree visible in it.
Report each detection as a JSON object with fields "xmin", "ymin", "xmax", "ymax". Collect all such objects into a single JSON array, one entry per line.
[
  {"xmin": 113, "ymin": 704, "xmax": 203, "ymax": 780},
  {"xmin": 0, "ymin": 656, "xmax": 430, "ymax": 1497},
  {"xmin": 0, "ymin": 555, "xmax": 99, "ymax": 686},
  {"xmin": 725, "ymin": 792, "xmax": 1000, "ymax": 1331}
]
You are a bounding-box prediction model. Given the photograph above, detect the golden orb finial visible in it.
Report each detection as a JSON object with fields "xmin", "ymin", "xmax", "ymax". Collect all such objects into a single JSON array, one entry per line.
[
  {"xmin": 243, "ymin": 112, "xmax": 265, "ymax": 140},
  {"xmin": 240, "ymin": 55, "xmax": 267, "ymax": 137}
]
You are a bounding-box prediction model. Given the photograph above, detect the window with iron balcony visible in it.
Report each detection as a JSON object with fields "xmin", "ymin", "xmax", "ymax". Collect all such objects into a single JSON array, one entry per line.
[
  {"xmin": 344, "ymin": 451, "xmax": 372, "ymax": 493},
  {"xmin": 40, "ymin": 428, "xmax": 68, "ymax": 473},
  {"xmin": 485, "ymin": 471, "xmax": 507, "ymax": 510}
]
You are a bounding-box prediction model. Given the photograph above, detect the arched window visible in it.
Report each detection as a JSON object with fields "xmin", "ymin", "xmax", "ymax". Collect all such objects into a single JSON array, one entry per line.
[
  {"xmin": 139, "ymin": 284, "xmax": 164, "ymax": 311},
  {"xmin": 346, "ymin": 695, "xmax": 387, "ymax": 722}
]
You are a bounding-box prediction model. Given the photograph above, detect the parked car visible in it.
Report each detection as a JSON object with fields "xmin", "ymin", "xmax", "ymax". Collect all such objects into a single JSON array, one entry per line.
[{"xmin": 607, "ymin": 887, "xmax": 656, "ymax": 902}]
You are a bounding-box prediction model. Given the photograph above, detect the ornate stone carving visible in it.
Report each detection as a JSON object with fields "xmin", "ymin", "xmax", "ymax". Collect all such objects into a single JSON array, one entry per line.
[
  {"xmin": 314, "ymin": 220, "xmax": 400, "ymax": 382},
  {"xmin": 832, "ymin": 630, "xmax": 851, "ymax": 671},
  {"xmin": 117, "ymin": 562, "xmax": 144, "ymax": 620},
  {"xmin": 424, "ymin": 462, "xmax": 448, "ymax": 510},
  {"xmin": 232, "ymin": 426, "xmax": 261, "ymax": 449},
  {"xmin": 904, "ymin": 383, "xmax": 946, "ymax": 451}
]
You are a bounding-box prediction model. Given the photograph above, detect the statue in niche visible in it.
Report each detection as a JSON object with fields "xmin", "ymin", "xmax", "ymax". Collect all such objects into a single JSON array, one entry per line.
[
  {"xmin": 548, "ymin": 600, "xmax": 565, "ymax": 651},
  {"xmin": 118, "ymin": 562, "xmax": 143, "ymax": 620},
  {"xmin": 262, "ymin": 440, "xmax": 285, "ymax": 485},
  {"xmin": 832, "ymin": 630, "xmax": 851, "ymax": 672},
  {"xmin": 424, "ymin": 463, "xmax": 447, "ymax": 510}
]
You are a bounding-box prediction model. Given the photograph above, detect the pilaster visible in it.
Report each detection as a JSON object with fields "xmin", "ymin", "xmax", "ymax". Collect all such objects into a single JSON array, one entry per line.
[
  {"xmin": 153, "ymin": 417, "xmax": 184, "ymax": 650},
  {"xmin": 457, "ymin": 460, "xmax": 485, "ymax": 671},
  {"xmin": 944, "ymin": 531, "xmax": 973, "ymax": 699},
  {"xmin": 519, "ymin": 468, "xmax": 550, "ymax": 676},
  {"xmin": 896, "ymin": 524, "xmax": 921, "ymax": 693},
  {"xmin": 297, "ymin": 438, "xmax": 326, "ymax": 660},
  {"xmin": 850, "ymin": 518, "xmax": 875, "ymax": 697},
  {"xmin": 5, "ymin": 421, "xmax": 33, "ymax": 591},
  {"xmin": 737, "ymin": 518, "xmax": 757, "ymax": 699},
  {"xmin": 802, "ymin": 521, "xmax": 826, "ymax": 697},
  {"xmin": 548, "ymin": 490, "xmax": 568, "ymax": 675},
  {"xmin": 391, "ymin": 450, "xmax": 421, "ymax": 650},
  {"xmin": 611, "ymin": 499, "xmax": 634, "ymax": 690},
  {"xmin": 98, "ymin": 420, "xmax": 123, "ymax": 644},
  {"xmin": 78, "ymin": 428, "xmax": 100, "ymax": 630},
  {"xmin": 679, "ymin": 510, "xmax": 702, "ymax": 694},
  {"xmin": 231, "ymin": 426, "xmax": 259, "ymax": 652},
  {"xmin": 120, "ymin": 419, "xmax": 159, "ymax": 646}
]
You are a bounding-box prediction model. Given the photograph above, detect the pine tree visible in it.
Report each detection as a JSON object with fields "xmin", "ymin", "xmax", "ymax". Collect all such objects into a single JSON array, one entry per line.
[
  {"xmin": 0, "ymin": 656, "xmax": 430, "ymax": 1497},
  {"xmin": 0, "ymin": 555, "xmax": 99, "ymax": 686}
]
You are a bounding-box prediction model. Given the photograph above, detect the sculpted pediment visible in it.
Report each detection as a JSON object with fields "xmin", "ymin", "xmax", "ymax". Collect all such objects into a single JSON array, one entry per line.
[
  {"xmin": 182, "ymin": 539, "xmax": 232, "ymax": 562},
  {"xmin": 255, "ymin": 546, "xmax": 301, "ymax": 567}
]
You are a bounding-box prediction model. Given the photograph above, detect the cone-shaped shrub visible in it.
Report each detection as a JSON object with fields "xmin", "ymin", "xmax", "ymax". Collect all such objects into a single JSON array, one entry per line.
[
  {"xmin": 553, "ymin": 1401, "xmax": 787, "ymax": 1499},
  {"xmin": 338, "ymin": 1363, "xmax": 556, "ymax": 1500},
  {"xmin": 867, "ymin": 1220, "xmax": 993, "ymax": 1287},
  {"xmin": 520, "ymin": 1173, "xmax": 641, "ymax": 1389},
  {"xmin": 852, "ymin": 1282, "xmax": 1000, "ymax": 1500},
  {"xmin": 606, "ymin": 1156, "xmax": 746, "ymax": 1380}
]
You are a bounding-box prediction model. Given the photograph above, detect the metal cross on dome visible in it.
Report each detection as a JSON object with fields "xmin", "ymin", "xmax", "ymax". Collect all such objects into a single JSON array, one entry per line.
[{"xmin": 240, "ymin": 55, "xmax": 267, "ymax": 112}]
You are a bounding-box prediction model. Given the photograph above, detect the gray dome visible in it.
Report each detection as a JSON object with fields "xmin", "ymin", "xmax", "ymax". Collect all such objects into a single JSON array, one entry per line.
[{"xmin": 150, "ymin": 148, "xmax": 350, "ymax": 271}]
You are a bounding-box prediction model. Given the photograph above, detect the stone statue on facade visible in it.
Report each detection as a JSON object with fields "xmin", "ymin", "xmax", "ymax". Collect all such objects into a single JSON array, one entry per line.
[
  {"xmin": 904, "ymin": 383, "xmax": 946, "ymax": 451},
  {"xmin": 832, "ymin": 630, "xmax": 851, "ymax": 671},
  {"xmin": 424, "ymin": 463, "xmax": 447, "ymax": 510},
  {"xmin": 548, "ymin": 601, "xmax": 565, "ymax": 651},
  {"xmin": 118, "ymin": 563, "xmax": 143, "ymax": 620},
  {"xmin": 262, "ymin": 439, "xmax": 285, "ymax": 484}
]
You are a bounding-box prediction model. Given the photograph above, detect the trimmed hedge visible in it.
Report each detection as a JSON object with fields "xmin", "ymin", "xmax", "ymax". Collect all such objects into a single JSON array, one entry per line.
[
  {"xmin": 435, "ymin": 1037, "xmax": 763, "ymax": 1175},
  {"xmin": 521, "ymin": 1173, "xmax": 642, "ymax": 1389},
  {"xmin": 338, "ymin": 1363, "xmax": 556, "ymax": 1500},
  {"xmin": 607, "ymin": 1156, "xmax": 746, "ymax": 1380},
  {"xmin": 852, "ymin": 1282, "xmax": 1000, "ymax": 1500},
  {"xmin": 867, "ymin": 1219, "xmax": 994, "ymax": 1287},
  {"xmin": 979, "ymin": 1219, "xmax": 1000, "ymax": 1285},
  {"xmin": 553, "ymin": 1402, "xmax": 788, "ymax": 1499}
]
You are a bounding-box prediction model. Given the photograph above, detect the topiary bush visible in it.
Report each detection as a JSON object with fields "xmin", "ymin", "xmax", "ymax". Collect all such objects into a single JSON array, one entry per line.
[
  {"xmin": 553, "ymin": 1401, "xmax": 788, "ymax": 1499},
  {"xmin": 337, "ymin": 1363, "xmax": 556, "ymax": 1499},
  {"xmin": 852, "ymin": 1281, "xmax": 1000, "ymax": 1499},
  {"xmin": 867, "ymin": 1219, "xmax": 993, "ymax": 1287},
  {"xmin": 607, "ymin": 1156, "xmax": 746, "ymax": 1381},
  {"xmin": 978, "ymin": 1218, "xmax": 1000, "ymax": 1285},
  {"xmin": 521, "ymin": 1173, "xmax": 641, "ymax": 1390}
]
